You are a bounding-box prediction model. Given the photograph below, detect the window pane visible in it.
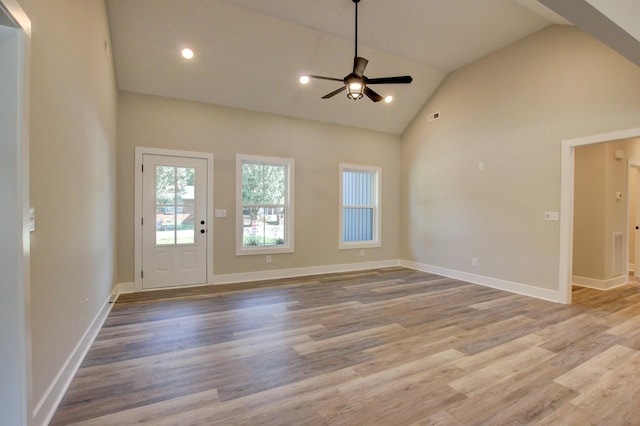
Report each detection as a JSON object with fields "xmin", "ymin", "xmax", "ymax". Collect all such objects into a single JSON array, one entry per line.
[
  {"xmin": 176, "ymin": 205, "xmax": 195, "ymax": 244},
  {"xmin": 343, "ymin": 170, "xmax": 373, "ymax": 206},
  {"xmin": 343, "ymin": 207, "xmax": 373, "ymax": 242},
  {"xmin": 156, "ymin": 166, "xmax": 176, "ymax": 205},
  {"xmin": 176, "ymin": 167, "xmax": 195, "ymax": 206},
  {"xmin": 242, "ymin": 206, "xmax": 286, "ymax": 247},
  {"xmin": 156, "ymin": 206, "xmax": 175, "ymax": 245},
  {"xmin": 242, "ymin": 163, "xmax": 286, "ymax": 204}
]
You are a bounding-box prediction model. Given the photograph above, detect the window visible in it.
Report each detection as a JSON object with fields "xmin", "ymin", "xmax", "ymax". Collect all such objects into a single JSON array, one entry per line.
[
  {"xmin": 237, "ymin": 155, "xmax": 294, "ymax": 255},
  {"xmin": 340, "ymin": 164, "xmax": 381, "ymax": 249},
  {"xmin": 155, "ymin": 165, "xmax": 196, "ymax": 245}
]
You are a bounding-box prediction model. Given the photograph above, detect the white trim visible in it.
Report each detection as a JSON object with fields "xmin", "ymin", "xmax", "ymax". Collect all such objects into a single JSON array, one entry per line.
[
  {"xmin": 236, "ymin": 154, "xmax": 294, "ymax": 256},
  {"xmin": 402, "ymin": 260, "xmax": 562, "ymax": 303},
  {"xmin": 119, "ymin": 260, "xmax": 401, "ymax": 290},
  {"xmin": 0, "ymin": 4, "xmax": 31, "ymax": 425},
  {"xmin": 32, "ymin": 286, "xmax": 118, "ymax": 426},
  {"xmin": 572, "ymin": 275, "xmax": 629, "ymax": 290},
  {"xmin": 629, "ymin": 160, "xmax": 640, "ymax": 278},
  {"xmin": 213, "ymin": 259, "xmax": 400, "ymax": 285},
  {"xmin": 134, "ymin": 147, "xmax": 214, "ymax": 293},
  {"xmin": 559, "ymin": 127, "xmax": 640, "ymax": 304},
  {"xmin": 339, "ymin": 163, "xmax": 382, "ymax": 250},
  {"xmin": 0, "ymin": 0, "xmax": 30, "ymax": 31}
]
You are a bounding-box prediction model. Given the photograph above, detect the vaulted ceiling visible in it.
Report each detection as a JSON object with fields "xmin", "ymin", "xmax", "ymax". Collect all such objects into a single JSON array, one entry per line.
[{"xmin": 106, "ymin": 0, "xmax": 572, "ymax": 134}]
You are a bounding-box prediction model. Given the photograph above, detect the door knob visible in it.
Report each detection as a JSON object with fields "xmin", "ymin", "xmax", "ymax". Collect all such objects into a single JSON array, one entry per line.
[{"xmin": 200, "ymin": 229, "xmax": 205, "ymax": 234}]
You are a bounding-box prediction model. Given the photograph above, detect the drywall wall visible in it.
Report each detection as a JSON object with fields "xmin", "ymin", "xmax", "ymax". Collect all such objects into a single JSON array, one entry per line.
[
  {"xmin": 573, "ymin": 143, "xmax": 607, "ymax": 280},
  {"xmin": 402, "ymin": 25, "xmax": 640, "ymax": 292},
  {"xmin": 116, "ymin": 92, "xmax": 401, "ymax": 282},
  {"xmin": 17, "ymin": 0, "xmax": 117, "ymax": 419}
]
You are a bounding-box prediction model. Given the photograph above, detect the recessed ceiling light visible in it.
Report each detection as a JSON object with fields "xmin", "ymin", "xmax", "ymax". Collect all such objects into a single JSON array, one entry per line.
[
  {"xmin": 299, "ymin": 75, "xmax": 310, "ymax": 85},
  {"xmin": 384, "ymin": 95, "xmax": 393, "ymax": 103},
  {"xmin": 181, "ymin": 48, "xmax": 194, "ymax": 60}
]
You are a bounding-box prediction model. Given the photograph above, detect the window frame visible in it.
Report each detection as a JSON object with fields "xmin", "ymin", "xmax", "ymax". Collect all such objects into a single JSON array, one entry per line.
[
  {"xmin": 339, "ymin": 163, "xmax": 382, "ymax": 250},
  {"xmin": 236, "ymin": 154, "xmax": 294, "ymax": 256}
]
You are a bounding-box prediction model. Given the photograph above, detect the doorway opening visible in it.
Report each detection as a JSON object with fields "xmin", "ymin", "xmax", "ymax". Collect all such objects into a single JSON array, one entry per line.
[{"xmin": 559, "ymin": 127, "xmax": 640, "ymax": 303}]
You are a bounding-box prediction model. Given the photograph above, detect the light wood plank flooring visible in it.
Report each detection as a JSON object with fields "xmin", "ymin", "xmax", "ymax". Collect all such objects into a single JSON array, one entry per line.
[{"xmin": 51, "ymin": 267, "xmax": 640, "ymax": 425}]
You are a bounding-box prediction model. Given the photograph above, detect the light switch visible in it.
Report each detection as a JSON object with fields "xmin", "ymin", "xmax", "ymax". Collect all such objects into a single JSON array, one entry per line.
[
  {"xmin": 29, "ymin": 207, "xmax": 35, "ymax": 232},
  {"xmin": 215, "ymin": 209, "xmax": 227, "ymax": 218}
]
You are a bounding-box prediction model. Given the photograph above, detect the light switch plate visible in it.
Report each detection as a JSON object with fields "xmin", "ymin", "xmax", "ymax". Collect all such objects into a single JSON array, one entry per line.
[{"xmin": 215, "ymin": 209, "xmax": 227, "ymax": 218}]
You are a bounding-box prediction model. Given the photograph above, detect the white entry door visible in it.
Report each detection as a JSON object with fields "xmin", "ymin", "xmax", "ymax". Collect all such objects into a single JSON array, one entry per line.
[{"xmin": 142, "ymin": 154, "xmax": 209, "ymax": 289}]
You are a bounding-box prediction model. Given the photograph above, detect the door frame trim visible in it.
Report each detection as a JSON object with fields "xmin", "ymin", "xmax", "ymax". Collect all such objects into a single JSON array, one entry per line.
[
  {"xmin": 0, "ymin": 1, "xmax": 31, "ymax": 424},
  {"xmin": 134, "ymin": 147, "xmax": 214, "ymax": 292},
  {"xmin": 628, "ymin": 160, "xmax": 640, "ymax": 275},
  {"xmin": 559, "ymin": 127, "xmax": 640, "ymax": 304}
]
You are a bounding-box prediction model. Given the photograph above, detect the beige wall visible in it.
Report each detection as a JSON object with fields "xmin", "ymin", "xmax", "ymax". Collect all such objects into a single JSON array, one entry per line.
[
  {"xmin": 116, "ymin": 92, "xmax": 401, "ymax": 282},
  {"xmin": 19, "ymin": 0, "xmax": 117, "ymax": 413},
  {"xmin": 401, "ymin": 25, "xmax": 640, "ymax": 291},
  {"xmin": 573, "ymin": 144, "xmax": 607, "ymax": 279}
]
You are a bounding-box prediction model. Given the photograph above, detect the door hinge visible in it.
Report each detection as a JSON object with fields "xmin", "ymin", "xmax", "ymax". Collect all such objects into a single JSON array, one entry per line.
[
  {"xmin": 141, "ymin": 270, "xmax": 143, "ymax": 279},
  {"xmin": 141, "ymin": 164, "xmax": 144, "ymax": 172},
  {"xmin": 141, "ymin": 217, "xmax": 143, "ymax": 226}
]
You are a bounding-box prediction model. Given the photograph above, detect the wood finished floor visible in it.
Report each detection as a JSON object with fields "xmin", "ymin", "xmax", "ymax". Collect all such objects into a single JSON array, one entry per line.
[{"xmin": 51, "ymin": 267, "xmax": 640, "ymax": 425}]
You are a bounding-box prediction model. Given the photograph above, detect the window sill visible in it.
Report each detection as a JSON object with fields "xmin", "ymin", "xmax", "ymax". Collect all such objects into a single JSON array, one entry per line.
[
  {"xmin": 236, "ymin": 246, "xmax": 293, "ymax": 256},
  {"xmin": 339, "ymin": 241, "xmax": 381, "ymax": 250}
]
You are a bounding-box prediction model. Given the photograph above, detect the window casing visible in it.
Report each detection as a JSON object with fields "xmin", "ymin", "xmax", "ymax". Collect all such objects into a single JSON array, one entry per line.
[
  {"xmin": 236, "ymin": 154, "xmax": 294, "ymax": 255},
  {"xmin": 339, "ymin": 164, "xmax": 381, "ymax": 249}
]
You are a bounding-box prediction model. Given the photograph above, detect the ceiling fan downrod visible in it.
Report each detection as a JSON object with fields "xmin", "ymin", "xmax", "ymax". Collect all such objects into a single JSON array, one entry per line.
[{"xmin": 354, "ymin": 0, "xmax": 360, "ymax": 59}]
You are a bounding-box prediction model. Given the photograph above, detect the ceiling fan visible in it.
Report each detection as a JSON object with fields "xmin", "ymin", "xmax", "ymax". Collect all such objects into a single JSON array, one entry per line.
[{"xmin": 299, "ymin": 0, "xmax": 413, "ymax": 102}]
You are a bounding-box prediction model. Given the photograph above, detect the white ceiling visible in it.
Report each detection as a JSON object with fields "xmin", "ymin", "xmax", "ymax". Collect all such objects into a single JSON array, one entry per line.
[{"xmin": 106, "ymin": 0, "xmax": 569, "ymax": 134}]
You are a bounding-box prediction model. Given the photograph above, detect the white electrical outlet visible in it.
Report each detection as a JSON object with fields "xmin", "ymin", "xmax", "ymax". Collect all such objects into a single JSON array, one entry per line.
[
  {"xmin": 544, "ymin": 211, "xmax": 559, "ymax": 221},
  {"xmin": 360, "ymin": 249, "xmax": 365, "ymax": 257},
  {"xmin": 266, "ymin": 255, "xmax": 272, "ymax": 264},
  {"xmin": 472, "ymin": 257, "xmax": 478, "ymax": 266}
]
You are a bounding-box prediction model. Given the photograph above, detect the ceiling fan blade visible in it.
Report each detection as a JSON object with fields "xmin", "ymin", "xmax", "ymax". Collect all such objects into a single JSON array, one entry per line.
[
  {"xmin": 308, "ymin": 75, "xmax": 344, "ymax": 82},
  {"xmin": 353, "ymin": 57, "xmax": 369, "ymax": 77},
  {"xmin": 364, "ymin": 86, "xmax": 383, "ymax": 102},
  {"xmin": 322, "ymin": 86, "xmax": 347, "ymax": 99},
  {"xmin": 366, "ymin": 75, "xmax": 413, "ymax": 85}
]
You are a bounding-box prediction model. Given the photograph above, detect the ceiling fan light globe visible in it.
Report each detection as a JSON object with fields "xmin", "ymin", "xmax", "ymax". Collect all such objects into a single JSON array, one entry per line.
[
  {"xmin": 346, "ymin": 78, "xmax": 364, "ymax": 100},
  {"xmin": 299, "ymin": 75, "xmax": 310, "ymax": 85}
]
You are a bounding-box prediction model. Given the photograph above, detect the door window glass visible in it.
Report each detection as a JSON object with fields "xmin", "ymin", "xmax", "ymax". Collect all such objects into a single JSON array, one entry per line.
[{"xmin": 156, "ymin": 166, "xmax": 195, "ymax": 245}]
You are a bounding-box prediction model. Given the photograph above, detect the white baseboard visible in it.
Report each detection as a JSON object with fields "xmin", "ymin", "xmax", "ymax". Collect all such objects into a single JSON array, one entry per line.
[
  {"xmin": 119, "ymin": 259, "xmax": 563, "ymax": 303},
  {"xmin": 32, "ymin": 285, "xmax": 118, "ymax": 426},
  {"xmin": 401, "ymin": 260, "xmax": 562, "ymax": 303},
  {"xmin": 572, "ymin": 274, "xmax": 629, "ymax": 290},
  {"xmin": 117, "ymin": 260, "xmax": 403, "ymax": 293},
  {"xmin": 212, "ymin": 259, "xmax": 402, "ymax": 285}
]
